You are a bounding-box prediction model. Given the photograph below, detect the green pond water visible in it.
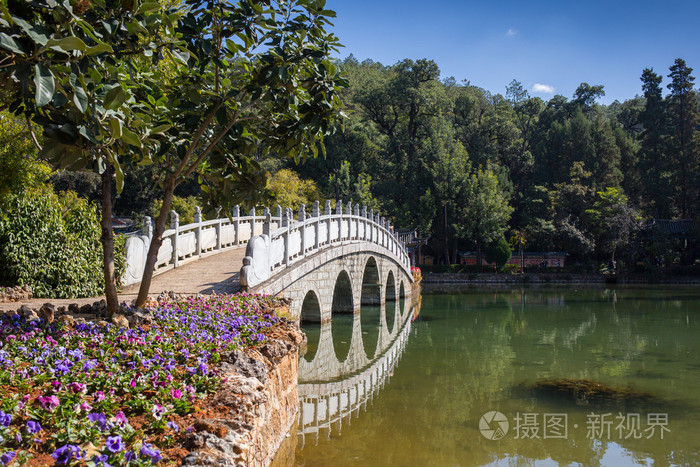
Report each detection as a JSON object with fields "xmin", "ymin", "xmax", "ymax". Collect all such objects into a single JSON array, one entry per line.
[{"xmin": 286, "ymin": 286, "xmax": 700, "ymax": 466}]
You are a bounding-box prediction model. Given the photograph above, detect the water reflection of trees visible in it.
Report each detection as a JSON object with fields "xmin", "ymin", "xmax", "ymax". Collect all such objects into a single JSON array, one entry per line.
[{"xmin": 294, "ymin": 290, "xmax": 700, "ymax": 466}]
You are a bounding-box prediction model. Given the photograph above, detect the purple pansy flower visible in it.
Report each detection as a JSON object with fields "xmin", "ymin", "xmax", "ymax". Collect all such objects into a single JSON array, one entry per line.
[
  {"xmin": 105, "ymin": 435, "xmax": 124, "ymax": 453},
  {"xmin": 88, "ymin": 413, "xmax": 107, "ymax": 431},
  {"xmin": 0, "ymin": 451, "xmax": 16, "ymax": 466},
  {"xmin": 140, "ymin": 443, "xmax": 162, "ymax": 464},
  {"xmin": 0, "ymin": 411, "xmax": 10, "ymax": 428},
  {"xmin": 51, "ymin": 445, "xmax": 83, "ymax": 465},
  {"xmin": 26, "ymin": 420, "xmax": 42, "ymax": 434}
]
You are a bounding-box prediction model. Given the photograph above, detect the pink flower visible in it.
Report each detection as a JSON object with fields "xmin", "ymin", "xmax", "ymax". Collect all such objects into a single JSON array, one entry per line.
[
  {"xmin": 93, "ymin": 391, "xmax": 105, "ymax": 402},
  {"xmin": 171, "ymin": 389, "xmax": 182, "ymax": 400},
  {"xmin": 80, "ymin": 401, "xmax": 92, "ymax": 412},
  {"xmin": 69, "ymin": 382, "xmax": 86, "ymax": 394},
  {"xmin": 113, "ymin": 411, "xmax": 128, "ymax": 427},
  {"xmin": 36, "ymin": 395, "xmax": 59, "ymax": 411}
]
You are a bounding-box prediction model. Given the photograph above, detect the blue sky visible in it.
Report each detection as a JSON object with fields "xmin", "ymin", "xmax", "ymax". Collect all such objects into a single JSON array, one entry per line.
[{"xmin": 325, "ymin": 0, "xmax": 700, "ymax": 104}]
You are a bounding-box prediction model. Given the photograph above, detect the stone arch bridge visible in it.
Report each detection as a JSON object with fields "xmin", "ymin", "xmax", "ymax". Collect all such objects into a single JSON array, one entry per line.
[{"xmin": 122, "ymin": 199, "xmax": 414, "ymax": 322}]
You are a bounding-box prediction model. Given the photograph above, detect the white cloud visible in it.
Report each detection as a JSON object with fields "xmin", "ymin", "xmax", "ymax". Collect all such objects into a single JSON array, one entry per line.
[
  {"xmin": 532, "ymin": 83, "xmax": 555, "ymax": 94},
  {"xmin": 506, "ymin": 28, "xmax": 518, "ymax": 37}
]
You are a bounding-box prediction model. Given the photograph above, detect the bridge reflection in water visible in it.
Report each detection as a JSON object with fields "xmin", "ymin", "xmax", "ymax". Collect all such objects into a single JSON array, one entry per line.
[{"xmin": 295, "ymin": 294, "xmax": 416, "ymax": 448}]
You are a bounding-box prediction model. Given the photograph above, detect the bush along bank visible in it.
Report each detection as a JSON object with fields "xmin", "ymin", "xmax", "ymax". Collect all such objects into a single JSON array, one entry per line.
[{"xmin": 0, "ymin": 293, "xmax": 296, "ymax": 466}]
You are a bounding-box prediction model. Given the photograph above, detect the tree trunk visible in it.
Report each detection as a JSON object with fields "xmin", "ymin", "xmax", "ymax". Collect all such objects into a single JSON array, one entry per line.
[
  {"xmin": 443, "ymin": 204, "xmax": 450, "ymax": 265},
  {"xmin": 135, "ymin": 177, "xmax": 177, "ymax": 307},
  {"xmin": 100, "ymin": 167, "xmax": 119, "ymax": 317}
]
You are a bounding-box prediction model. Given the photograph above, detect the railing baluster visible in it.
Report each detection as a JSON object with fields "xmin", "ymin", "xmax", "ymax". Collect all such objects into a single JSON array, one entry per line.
[
  {"xmin": 233, "ymin": 205, "xmax": 240, "ymax": 245},
  {"xmin": 170, "ymin": 210, "xmax": 179, "ymax": 268},
  {"xmin": 194, "ymin": 206, "xmax": 202, "ymax": 257}
]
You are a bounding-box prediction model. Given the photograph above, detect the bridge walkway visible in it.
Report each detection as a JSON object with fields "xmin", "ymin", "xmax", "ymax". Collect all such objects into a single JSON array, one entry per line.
[{"xmin": 0, "ymin": 246, "xmax": 246, "ymax": 312}]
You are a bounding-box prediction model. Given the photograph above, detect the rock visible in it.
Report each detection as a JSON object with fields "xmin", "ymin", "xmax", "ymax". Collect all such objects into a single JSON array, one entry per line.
[
  {"xmin": 19, "ymin": 305, "xmax": 33, "ymax": 317},
  {"xmin": 220, "ymin": 351, "xmax": 268, "ymax": 384},
  {"xmin": 127, "ymin": 309, "xmax": 153, "ymax": 327},
  {"xmin": 259, "ymin": 339, "xmax": 291, "ymax": 363},
  {"xmin": 79, "ymin": 304, "xmax": 92, "ymax": 315},
  {"xmin": 92, "ymin": 300, "xmax": 107, "ymax": 317},
  {"xmin": 526, "ymin": 378, "xmax": 662, "ymax": 406},
  {"xmin": 181, "ymin": 453, "xmax": 200, "ymax": 465},
  {"xmin": 74, "ymin": 318, "xmax": 86, "ymax": 325},
  {"xmin": 97, "ymin": 320, "xmax": 108, "ymax": 327},
  {"xmin": 194, "ymin": 420, "xmax": 229, "ymax": 439},
  {"xmin": 68, "ymin": 303, "xmax": 79, "ymax": 314},
  {"xmin": 38, "ymin": 303, "xmax": 55, "ymax": 324},
  {"xmin": 56, "ymin": 306, "xmax": 66, "ymax": 316},
  {"xmin": 111, "ymin": 314, "xmax": 129, "ymax": 328},
  {"xmin": 57, "ymin": 315, "xmax": 76, "ymax": 327}
]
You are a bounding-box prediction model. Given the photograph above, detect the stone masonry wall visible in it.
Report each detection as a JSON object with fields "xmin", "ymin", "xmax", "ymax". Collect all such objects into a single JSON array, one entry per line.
[{"xmin": 182, "ymin": 320, "xmax": 304, "ymax": 467}]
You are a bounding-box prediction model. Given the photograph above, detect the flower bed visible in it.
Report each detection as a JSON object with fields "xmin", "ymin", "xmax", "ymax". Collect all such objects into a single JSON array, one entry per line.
[{"xmin": 0, "ymin": 294, "xmax": 282, "ymax": 466}]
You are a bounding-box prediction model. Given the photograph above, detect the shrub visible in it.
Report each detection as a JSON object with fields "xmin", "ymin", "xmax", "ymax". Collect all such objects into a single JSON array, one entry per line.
[
  {"xmin": 0, "ymin": 188, "xmax": 125, "ymax": 297},
  {"xmin": 485, "ymin": 235, "xmax": 512, "ymax": 268},
  {"xmin": 151, "ymin": 195, "xmax": 200, "ymax": 225}
]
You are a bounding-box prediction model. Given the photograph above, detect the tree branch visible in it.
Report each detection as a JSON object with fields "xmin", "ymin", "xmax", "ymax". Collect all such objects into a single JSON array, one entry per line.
[
  {"xmin": 172, "ymin": 99, "xmax": 224, "ymax": 180},
  {"xmin": 181, "ymin": 97, "xmax": 256, "ymax": 179},
  {"xmin": 26, "ymin": 115, "xmax": 42, "ymax": 151}
]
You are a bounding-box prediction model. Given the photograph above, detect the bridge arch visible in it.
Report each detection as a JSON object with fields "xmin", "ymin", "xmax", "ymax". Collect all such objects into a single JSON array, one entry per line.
[
  {"xmin": 301, "ymin": 289, "xmax": 322, "ymax": 323},
  {"xmin": 386, "ymin": 270, "xmax": 396, "ymax": 302},
  {"xmin": 300, "ymin": 290, "xmax": 322, "ymax": 362},
  {"xmin": 332, "ymin": 270, "xmax": 354, "ymax": 314},
  {"xmin": 331, "ymin": 270, "xmax": 354, "ymax": 362},
  {"xmin": 361, "ymin": 256, "xmax": 381, "ymax": 305}
]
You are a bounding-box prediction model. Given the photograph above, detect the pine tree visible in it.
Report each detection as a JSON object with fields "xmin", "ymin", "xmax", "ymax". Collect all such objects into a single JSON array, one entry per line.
[{"xmin": 666, "ymin": 59, "xmax": 700, "ymax": 218}]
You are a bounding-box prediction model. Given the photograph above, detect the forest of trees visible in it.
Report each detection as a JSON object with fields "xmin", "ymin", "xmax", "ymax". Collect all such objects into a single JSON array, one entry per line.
[
  {"xmin": 276, "ymin": 56, "xmax": 700, "ymax": 268},
  {"xmin": 3, "ymin": 54, "xmax": 699, "ymax": 271}
]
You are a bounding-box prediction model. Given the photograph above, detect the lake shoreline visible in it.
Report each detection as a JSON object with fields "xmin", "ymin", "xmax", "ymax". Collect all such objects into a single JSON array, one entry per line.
[{"xmin": 421, "ymin": 272, "xmax": 700, "ymax": 290}]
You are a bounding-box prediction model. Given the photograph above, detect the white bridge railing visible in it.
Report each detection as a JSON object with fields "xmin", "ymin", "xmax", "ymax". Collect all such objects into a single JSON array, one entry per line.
[
  {"xmin": 123, "ymin": 205, "xmax": 282, "ymax": 286},
  {"xmin": 240, "ymin": 200, "xmax": 411, "ymax": 289}
]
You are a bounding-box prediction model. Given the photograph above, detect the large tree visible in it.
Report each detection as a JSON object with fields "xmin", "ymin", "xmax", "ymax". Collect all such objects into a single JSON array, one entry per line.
[
  {"xmin": 637, "ymin": 68, "xmax": 671, "ymax": 216},
  {"xmin": 666, "ymin": 58, "xmax": 700, "ymax": 218},
  {"xmin": 133, "ymin": 0, "xmax": 346, "ymax": 307},
  {"xmin": 0, "ymin": 0, "xmax": 182, "ymax": 313},
  {"xmin": 0, "ymin": 0, "xmax": 346, "ymax": 313}
]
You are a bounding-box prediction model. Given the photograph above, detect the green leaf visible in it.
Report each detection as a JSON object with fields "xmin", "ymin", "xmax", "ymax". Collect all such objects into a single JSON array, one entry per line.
[
  {"xmin": 139, "ymin": 1, "xmax": 161, "ymax": 12},
  {"xmin": 34, "ymin": 64, "xmax": 55, "ymax": 108},
  {"xmin": 46, "ymin": 36, "xmax": 87, "ymax": 52},
  {"xmin": 39, "ymin": 142, "xmax": 66, "ymax": 163},
  {"xmin": 69, "ymin": 74, "xmax": 88, "ymax": 113},
  {"xmin": 12, "ymin": 16, "xmax": 48, "ymax": 46},
  {"xmin": 109, "ymin": 118, "xmax": 123, "ymax": 138},
  {"xmin": 85, "ymin": 43, "xmax": 113, "ymax": 55},
  {"xmin": 114, "ymin": 162, "xmax": 125, "ymax": 193},
  {"xmin": 104, "ymin": 86, "xmax": 127, "ymax": 110},
  {"xmin": 78, "ymin": 125, "xmax": 98, "ymax": 145},
  {"xmin": 121, "ymin": 127, "xmax": 142, "ymax": 148},
  {"xmin": 150, "ymin": 124, "xmax": 171, "ymax": 134},
  {"xmin": 97, "ymin": 155, "xmax": 107, "ymax": 174},
  {"xmin": 171, "ymin": 49, "xmax": 190, "ymax": 64},
  {"xmin": 0, "ymin": 32, "xmax": 24, "ymax": 54}
]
